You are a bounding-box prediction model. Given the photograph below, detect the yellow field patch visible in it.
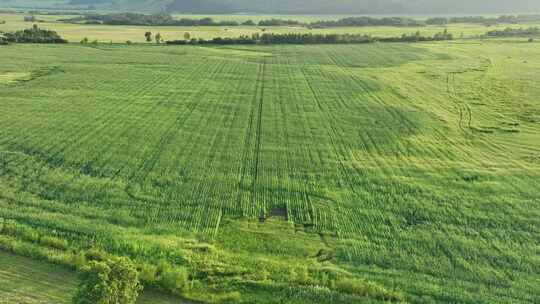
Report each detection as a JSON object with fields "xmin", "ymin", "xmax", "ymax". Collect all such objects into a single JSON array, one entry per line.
[{"xmin": 0, "ymin": 72, "xmax": 31, "ymax": 84}]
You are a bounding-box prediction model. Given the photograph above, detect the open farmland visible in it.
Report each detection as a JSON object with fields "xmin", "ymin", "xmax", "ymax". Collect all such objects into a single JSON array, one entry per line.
[
  {"xmin": 0, "ymin": 39, "xmax": 540, "ymax": 303},
  {"xmin": 2, "ymin": 13, "xmax": 540, "ymax": 42}
]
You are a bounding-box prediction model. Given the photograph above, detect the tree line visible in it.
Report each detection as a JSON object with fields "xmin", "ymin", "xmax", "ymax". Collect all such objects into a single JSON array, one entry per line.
[
  {"xmin": 60, "ymin": 13, "xmax": 540, "ymax": 28},
  {"xmin": 166, "ymin": 30, "xmax": 454, "ymax": 45},
  {"xmin": 1, "ymin": 25, "xmax": 67, "ymax": 43},
  {"xmin": 485, "ymin": 27, "xmax": 539, "ymax": 38},
  {"xmin": 309, "ymin": 17, "xmax": 425, "ymax": 28},
  {"xmin": 426, "ymin": 15, "xmax": 540, "ymax": 25}
]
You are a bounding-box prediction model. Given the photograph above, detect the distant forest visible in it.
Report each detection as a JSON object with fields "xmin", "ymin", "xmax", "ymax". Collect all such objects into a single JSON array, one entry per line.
[
  {"xmin": 3, "ymin": 0, "xmax": 540, "ymax": 14},
  {"xmin": 59, "ymin": 13, "xmax": 540, "ymax": 28}
]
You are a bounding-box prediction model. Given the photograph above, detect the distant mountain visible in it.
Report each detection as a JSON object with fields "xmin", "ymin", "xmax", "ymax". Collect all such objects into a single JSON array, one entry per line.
[{"xmin": 3, "ymin": 0, "xmax": 540, "ymax": 14}]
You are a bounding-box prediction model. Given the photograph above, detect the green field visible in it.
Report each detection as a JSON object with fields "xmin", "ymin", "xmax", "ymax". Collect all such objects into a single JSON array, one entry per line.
[
  {"xmin": 0, "ymin": 28, "xmax": 539, "ymax": 303},
  {"xmin": 2, "ymin": 12, "xmax": 540, "ymax": 43}
]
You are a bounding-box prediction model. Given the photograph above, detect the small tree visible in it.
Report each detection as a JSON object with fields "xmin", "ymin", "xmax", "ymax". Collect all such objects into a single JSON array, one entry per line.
[
  {"xmin": 155, "ymin": 32, "xmax": 162, "ymax": 44},
  {"xmin": 144, "ymin": 31, "xmax": 152, "ymax": 42},
  {"xmin": 73, "ymin": 257, "xmax": 142, "ymax": 304},
  {"xmin": 80, "ymin": 37, "xmax": 89, "ymax": 44},
  {"xmin": 184, "ymin": 32, "xmax": 191, "ymax": 41}
]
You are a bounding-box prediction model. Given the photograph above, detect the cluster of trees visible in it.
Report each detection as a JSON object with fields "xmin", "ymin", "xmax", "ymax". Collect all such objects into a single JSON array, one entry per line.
[
  {"xmin": 378, "ymin": 30, "xmax": 453, "ymax": 42},
  {"xmin": 167, "ymin": 30, "xmax": 453, "ymax": 45},
  {"xmin": 142, "ymin": 31, "xmax": 164, "ymax": 43},
  {"xmin": 426, "ymin": 14, "xmax": 540, "ymax": 25},
  {"xmin": 310, "ymin": 17, "xmax": 425, "ymax": 28},
  {"xmin": 485, "ymin": 27, "xmax": 540, "ymax": 37},
  {"xmin": 1, "ymin": 25, "xmax": 67, "ymax": 43}
]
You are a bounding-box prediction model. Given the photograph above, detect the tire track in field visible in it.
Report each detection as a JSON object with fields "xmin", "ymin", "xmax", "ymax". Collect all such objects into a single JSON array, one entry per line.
[
  {"xmin": 137, "ymin": 60, "xmax": 260, "ymax": 228},
  {"xmin": 429, "ymin": 58, "xmax": 538, "ymax": 195},
  {"xmin": 252, "ymin": 59, "xmax": 267, "ymax": 216},
  {"xmin": 166, "ymin": 61, "xmax": 253, "ymax": 232},
  {"xmin": 235, "ymin": 61, "xmax": 264, "ymax": 217}
]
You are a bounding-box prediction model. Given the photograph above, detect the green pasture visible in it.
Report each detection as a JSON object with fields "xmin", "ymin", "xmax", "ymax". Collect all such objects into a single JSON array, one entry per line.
[{"xmin": 0, "ymin": 34, "xmax": 539, "ymax": 303}]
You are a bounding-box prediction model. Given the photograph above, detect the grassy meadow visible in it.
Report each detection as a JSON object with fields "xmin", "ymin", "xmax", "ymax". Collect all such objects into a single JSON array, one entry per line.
[{"xmin": 0, "ymin": 13, "xmax": 540, "ymax": 304}]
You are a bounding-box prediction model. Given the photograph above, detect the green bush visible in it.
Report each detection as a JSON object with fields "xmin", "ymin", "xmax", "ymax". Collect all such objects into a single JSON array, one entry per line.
[
  {"xmin": 156, "ymin": 261, "xmax": 189, "ymax": 294},
  {"xmin": 73, "ymin": 257, "xmax": 142, "ymax": 304},
  {"xmin": 138, "ymin": 263, "xmax": 157, "ymax": 284}
]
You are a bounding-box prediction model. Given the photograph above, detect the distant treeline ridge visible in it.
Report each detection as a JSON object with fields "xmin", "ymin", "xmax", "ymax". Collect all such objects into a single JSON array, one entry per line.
[{"xmin": 59, "ymin": 13, "xmax": 540, "ymax": 28}]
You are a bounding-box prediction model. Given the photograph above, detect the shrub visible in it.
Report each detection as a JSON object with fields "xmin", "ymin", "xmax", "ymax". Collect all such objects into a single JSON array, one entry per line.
[
  {"xmin": 160, "ymin": 267, "xmax": 189, "ymax": 293},
  {"xmin": 138, "ymin": 263, "xmax": 157, "ymax": 284},
  {"xmin": 73, "ymin": 257, "xmax": 142, "ymax": 304},
  {"xmin": 156, "ymin": 261, "xmax": 189, "ymax": 294}
]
